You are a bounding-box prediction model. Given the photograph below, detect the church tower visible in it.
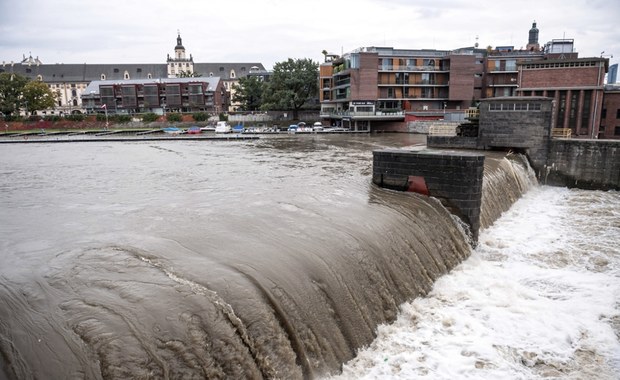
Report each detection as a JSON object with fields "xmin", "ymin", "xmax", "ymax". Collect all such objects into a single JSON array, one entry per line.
[
  {"xmin": 166, "ymin": 32, "xmax": 194, "ymax": 78},
  {"xmin": 526, "ymin": 21, "xmax": 540, "ymax": 51}
]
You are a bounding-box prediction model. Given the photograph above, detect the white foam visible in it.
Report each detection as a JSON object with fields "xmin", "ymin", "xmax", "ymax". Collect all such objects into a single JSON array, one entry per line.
[{"xmin": 328, "ymin": 187, "xmax": 620, "ymax": 379}]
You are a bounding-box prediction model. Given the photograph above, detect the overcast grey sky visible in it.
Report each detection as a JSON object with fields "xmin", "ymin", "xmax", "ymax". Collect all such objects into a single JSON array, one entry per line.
[{"xmin": 1, "ymin": 0, "xmax": 618, "ymax": 71}]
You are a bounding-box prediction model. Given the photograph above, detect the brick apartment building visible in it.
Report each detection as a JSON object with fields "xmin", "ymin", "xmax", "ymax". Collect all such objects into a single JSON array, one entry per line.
[
  {"xmin": 81, "ymin": 77, "xmax": 229, "ymax": 114},
  {"xmin": 319, "ymin": 22, "xmax": 617, "ymax": 138},
  {"xmin": 600, "ymin": 84, "xmax": 620, "ymax": 139},
  {"xmin": 319, "ymin": 46, "xmax": 486, "ymax": 131},
  {"xmin": 517, "ymin": 56, "xmax": 608, "ymax": 138},
  {"xmin": 0, "ymin": 34, "xmax": 267, "ymax": 115}
]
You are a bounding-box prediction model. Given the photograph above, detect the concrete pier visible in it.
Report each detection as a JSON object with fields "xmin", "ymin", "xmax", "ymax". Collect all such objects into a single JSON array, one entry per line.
[
  {"xmin": 373, "ymin": 148, "xmax": 485, "ymax": 242},
  {"xmin": 0, "ymin": 135, "xmax": 260, "ymax": 144}
]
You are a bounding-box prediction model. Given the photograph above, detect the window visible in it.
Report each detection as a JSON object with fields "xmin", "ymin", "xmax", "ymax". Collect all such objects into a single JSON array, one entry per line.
[
  {"xmin": 616, "ymin": 109, "xmax": 620, "ymax": 119},
  {"xmin": 514, "ymin": 103, "xmax": 527, "ymax": 111},
  {"xmin": 101, "ymin": 74, "xmax": 106, "ymax": 80},
  {"xmin": 506, "ymin": 59, "xmax": 516, "ymax": 71},
  {"xmin": 137, "ymin": 68, "xmax": 142, "ymax": 73},
  {"xmin": 351, "ymin": 54, "xmax": 360, "ymax": 69},
  {"xmin": 615, "ymin": 126, "xmax": 620, "ymax": 136},
  {"xmin": 424, "ymin": 59, "xmax": 435, "ymax": 68},
  {"xmin": 114, "ymin": 68, "xmax": 119, "ymax": 73}
]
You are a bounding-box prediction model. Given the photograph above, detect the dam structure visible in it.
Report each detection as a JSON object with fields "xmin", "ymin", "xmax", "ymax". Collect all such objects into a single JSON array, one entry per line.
[
  {"xmin": 0, "ymin": 135, "xmax": 540, "ymax": 379},
  {"xmin": 373, "ymin": 96, "xmax": 619, "ymax": 243},
  {"xmin": 425, "ymin": 97, "xmax": 620, "ymax": 191}
]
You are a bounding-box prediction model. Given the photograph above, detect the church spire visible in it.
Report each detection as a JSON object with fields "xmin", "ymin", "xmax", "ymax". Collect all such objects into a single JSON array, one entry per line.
[
  {"xmin": 175, "ymin": 30, "xmax": 184, "ymax": 50},
  {"xmin": 527, "ymin": 21, "xmax": 540, "ymax": 51},
  {"xmin": 167, "ymin": 31, "xmax": 194, "ymax": 78}
]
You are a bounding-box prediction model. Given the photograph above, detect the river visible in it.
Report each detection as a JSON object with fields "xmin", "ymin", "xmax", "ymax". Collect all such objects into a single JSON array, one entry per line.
[{"xmin": 0, "ymin": 133, "xmax": 617, "ymax": 379}]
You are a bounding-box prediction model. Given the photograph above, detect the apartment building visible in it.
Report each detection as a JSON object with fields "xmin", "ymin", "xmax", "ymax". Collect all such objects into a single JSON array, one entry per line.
[
  {"xmin": 485, "ymin": 46, "xmax": 544, "ymax": 97},
  {"xmin": 0, "ymin": 34, "xmax": 266, "ymax": 115},
  {"xmin": 320, "ymin": 22, "xmax": 614, "ymax": 137},
  {"xmin": 319, "ymin": 46, "xmax": 485, "ymax": 131},
  {"xmin": 600, "ymin": 84, "xmax": 620, "ymax": 139},
  {"xmin": 81, "ymin": 77, "xmax": 228, "ymax": 114},
  {"xmin": 516, "ymin": 56, "xmax": 608, "ymax": 138}
]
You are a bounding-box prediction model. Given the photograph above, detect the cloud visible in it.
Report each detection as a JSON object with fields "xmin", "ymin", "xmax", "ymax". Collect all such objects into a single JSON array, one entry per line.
[{"xmin": 1, "ymin": 0, "xmax": 618, "ymax": 69}]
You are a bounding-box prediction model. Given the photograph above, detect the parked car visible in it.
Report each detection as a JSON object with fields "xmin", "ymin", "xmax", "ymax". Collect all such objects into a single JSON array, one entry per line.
[
  {"xmin": 312, "ymin": 122, "xmax": 324, "ymax": 132},
  {"xmin": 287, "ymin": 124, "xmax": 298, "ymax": 133},
  {"xmin": 187, "ymin": 126, "xmax": 201, "ymax": 134}
]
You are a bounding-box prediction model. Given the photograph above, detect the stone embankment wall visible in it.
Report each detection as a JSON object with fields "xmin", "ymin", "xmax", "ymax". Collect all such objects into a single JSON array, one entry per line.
[
  {"xmin": 545, "ymin": 139, "xmax": 620, "ymax": 190},
  {"xmin": 407, "ymin": 121, "xmax": 460, "ymax": 134},
  {"xmin": 372, "ymin": 149, "xmax": 485, "ymax": 242}
]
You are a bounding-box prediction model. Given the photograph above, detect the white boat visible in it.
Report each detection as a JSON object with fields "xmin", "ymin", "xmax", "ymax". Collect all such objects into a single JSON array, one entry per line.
[
  {"xmin": 163, "ymin": 126, "xmax": 181, "ymax": 134},
  {"xmin": 215, "ymin": 121, "xmax": 232, "ymax": 133}
]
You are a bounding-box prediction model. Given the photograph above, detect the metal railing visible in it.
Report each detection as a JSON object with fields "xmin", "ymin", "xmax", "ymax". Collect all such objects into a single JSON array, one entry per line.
[
  {"xmin": 551, "ymin": 128, "xmax": 572, "ymax": 138},
  {"xmin": 465, "ymin": 108, "xmax": 480, "ymax": 119}
]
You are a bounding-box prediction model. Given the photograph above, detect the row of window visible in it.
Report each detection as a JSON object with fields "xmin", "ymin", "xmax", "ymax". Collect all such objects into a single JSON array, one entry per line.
[
  {"xmin": 489, "ymin": 102, "xmax": 542, "ymax": 111},
  {"xmin": 50, "ymin": 83, "xmax": 85, "ymax": 89},
  {"xmin": 522, "ymin": 61, "xmax": 598, "ymax": 69}
]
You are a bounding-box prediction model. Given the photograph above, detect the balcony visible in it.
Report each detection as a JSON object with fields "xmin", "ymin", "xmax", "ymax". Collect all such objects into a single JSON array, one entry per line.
[
  {"xmin": 320, "ymin": 110, "xmax": 405, "ymax": 120},
  {"xmin": 488, "ymin": 67, "xmax": 518, "ymax": 73},
  {"xmin": 378, "ymin": 65, "xmax": 448, "ymax": 72}
]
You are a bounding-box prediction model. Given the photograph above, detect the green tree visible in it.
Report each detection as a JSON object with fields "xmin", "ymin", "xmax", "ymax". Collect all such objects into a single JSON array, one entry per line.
[
  {"xmin": 178, "ymin": 70, "xmax": 202, "ymax": 78},
  {"xmin": 0, "ymin": 72, "xmax": 28, "ymax": 116},
  {"xmin": 261, "ymin": 58, "xmax": 318, "ymax": 119},
  {"xmin": 166, "ymin": 112, "xmax": 182, "ymax": 122},
  {"xmin": 232, "ymin": 76, "xmax": 265, "ymax": 111},
  {"xmin": 22, "ymin": 81, "xmax": 55, "ymax": 114}
]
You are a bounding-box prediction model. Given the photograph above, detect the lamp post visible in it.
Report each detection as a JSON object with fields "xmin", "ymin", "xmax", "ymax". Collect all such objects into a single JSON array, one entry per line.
[{"xmin": 104, "ymin": 104, "xmax": 109, "ymax": 129}]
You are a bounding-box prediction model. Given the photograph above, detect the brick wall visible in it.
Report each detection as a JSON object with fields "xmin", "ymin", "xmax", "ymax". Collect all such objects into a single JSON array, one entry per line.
[
  {"xmin": 373, "ymin": 149, "xmax": 484, "ymax": 241},
  {"xmin": 545, "ymin": 139, "xmax": 620, "ymax": 190},
  {"xmin": 478, "ymin": 97, "xmax": 553, "ymax": 172},
  {"xmin": 448, "ymin": 54, "xmax": 477, "ymax": 102},
  {"xmin": 520, "ymin": 66, "xmax": 602, "ymax": 88},
  {"xmin": 351, "ymin": 52, "xmax": 379, "ymax": 101},
  {"xmin": 601, "ymin": 89, "xmax": 620, "ymax": 139}
]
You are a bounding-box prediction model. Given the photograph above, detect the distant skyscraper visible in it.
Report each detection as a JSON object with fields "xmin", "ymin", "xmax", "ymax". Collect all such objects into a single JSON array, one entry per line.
[{"xmin": 608, "ymin": 63, "xmax": 618, "ymax": 83}]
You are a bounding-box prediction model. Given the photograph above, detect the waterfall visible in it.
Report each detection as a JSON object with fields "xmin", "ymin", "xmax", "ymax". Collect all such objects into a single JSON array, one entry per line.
[
  {"xmin": 480, "ymin": 153, "xmax": 538, "ymax": 230},
  {"xmin": 0, "ymin": 143, "xmax": 540, "ymax": 380}
]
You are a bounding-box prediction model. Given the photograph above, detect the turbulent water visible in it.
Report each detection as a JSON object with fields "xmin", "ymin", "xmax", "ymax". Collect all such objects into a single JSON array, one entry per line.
[
  {"xmin": 329, "ymin": 187, "xmax": 620, "ymax": 380},
  {"xmin": 0, "ymin": 134, "xmax": 616, "ymax": 379}
]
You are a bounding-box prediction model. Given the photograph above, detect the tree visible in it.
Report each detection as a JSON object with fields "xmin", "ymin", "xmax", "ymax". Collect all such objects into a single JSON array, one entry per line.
[
  {"xmin": 232, "ymin": 76, "xmax": 265, "ymax": 111},
  {"xmin": 22, "ymin": 81, "xmax": 56, "ymax": 114},
  {"xmin": 0, "ymin": 72, "xmax": 28, "ymax": 117},
  {"xmin": 261, "ymin": 58, "xmax": 319, "ymax": 119},
  {"xmin": 178, "ymin": 70, "xmax": 202, "ymax": 78}
]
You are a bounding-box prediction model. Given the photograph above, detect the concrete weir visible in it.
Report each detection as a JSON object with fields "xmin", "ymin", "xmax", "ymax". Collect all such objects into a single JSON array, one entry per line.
[{"xmin": 373, "ymin": 148, "xmax": 484, "ymax": 242}]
